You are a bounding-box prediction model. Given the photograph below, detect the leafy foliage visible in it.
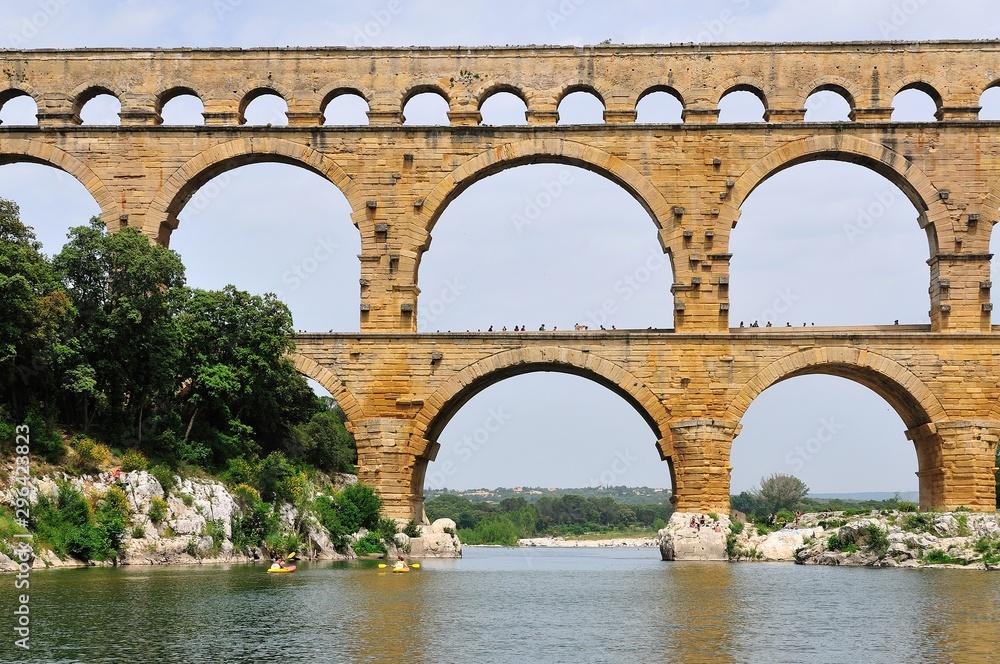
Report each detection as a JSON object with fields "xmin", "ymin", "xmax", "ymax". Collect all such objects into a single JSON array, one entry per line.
[
  {"xmin": 120, "ymin": 449, "xmax": 148, "ymax": 472},
  {"xmin": 752, "ymin": 473, "xmax": 809, "ymax": 515},
  {"xmin": 31, "ymin": 483, "xmax": 130, "ymax": 562},
  {"xmin": 352, "ymin": 532, "xmax": 386, "ymax": 556},
  {"xmin": 0, "ymin": 203, "xmax": 356, "ymax": 480},
  {"xmin": 147, "ymin": 497, "xmax": 169, "ymax": 526}
]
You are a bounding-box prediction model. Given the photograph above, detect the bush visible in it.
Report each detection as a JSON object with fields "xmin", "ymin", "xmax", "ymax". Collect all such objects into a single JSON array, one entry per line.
[
  {"xmin": 230, "ymin": 484, "xmax": 261, "ymax": 513},
  {"xmin": 94, "ymin": 486, "xmax": 131, "ymax": 561},
  {"xmin": 352, "ymin": 532, "xmax": 386, "ymax": 556},
  {"xmin": 232, "ymin": 503, "xmax": 279, "ymax": 554},
  {"xmin": 23, "ymin": 409, "xmax": 66, "ymax": 462},
  {"xmin": 462, "ymin": 514, "xmax": 520, "ymax": 546},
  {"xmin": 403, "ymin": 519, "xmax": 421, "ymax": 539},
  {"xmin": 861, "ymin": 524, "xmax": 889, "ymax": 557},
  {"xmin": 147, "ymin": 497, "xmax": 169, "ymax": 525},
  {"xmin": 826, "ymin": 532, "xmax": 857, "ymax": 553},
  {"xmin": 150, "ymin": 465, "xmax": 177, "ymax": 496},
  {"xmin": 120, "ymin": 450, "xmax": 148, "ymax": 472},
  {"xmin": 258, "ymin": 452, "xmax": 295, "ymax": 503},
  {"xmin": 32, "ymin": 483, "xmax": 129, "ymax": 562},
  {"xmin": 276, "ymin": 470, "xmax": 310, "ymax": 506},
  {"xmin": 265, "ymin": 532, "xmax": 301, "ymax": 559},
  {"xmin": 221, "ymin": 456, "xmax": 260, "ymax": 488},
  {"xmin": 903, "ymin": 513, "xmax": 933, "ymax": 533},
  {"xmin": 132, "ymin": 525, "xmax": 145, "ymax": 539},
  {"xmin": 774, "ymin": 508, "xmax": 796, "ymax": 524},
  {"xmin": 730, "ymin": 520, "xmax": 745, "ymax": 535},
  {"xmin": 376, "ymin": 517, "xmax": 399, "ymax": 543},
  {"xmin": 922, "ymin": 549, "xmax": 957, "ymax": 565},
  {"xmin": 70, "ymin": 436, "xmax": 112, "ymax": 474},
  {"xmin": 313, "ymin": 495, "xmax": 349, "ymax": 551},
  {"xmin": 336, "ymin": 483, "xmax": 382, "ymax": 533},
  {"xmin": 180, "ymin": 493, "xmax": 194, "ymax": 507},
  {"xmin": 896, "ymin": 501, "xmax": 919, "ymax": 513},
  {"xmin": 203, "ymin": 519, "xmax": 226, "ymax": 556}
]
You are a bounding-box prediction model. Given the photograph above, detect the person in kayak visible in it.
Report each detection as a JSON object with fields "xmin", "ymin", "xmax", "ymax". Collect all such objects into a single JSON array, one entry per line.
[{"xmin": 392, "ymin": 556, "xmax": 409, "ymax": 571}]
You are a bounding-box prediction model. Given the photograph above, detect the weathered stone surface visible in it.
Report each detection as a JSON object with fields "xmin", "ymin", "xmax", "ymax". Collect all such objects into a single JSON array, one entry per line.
[
  {"xmin": 791, "ymin": 511, "xmax": 1000, "ymax": 569},
  {"xmin": 409, "ymin": 519, "xmax": 462, "ymax": 558},
  {"xmin": 659, "ymin": 513, "xmax": 729, "ymax": 561},
  {"xmin": 3, "ymin": 42, "xmax": 1000, "ymax": 520}
]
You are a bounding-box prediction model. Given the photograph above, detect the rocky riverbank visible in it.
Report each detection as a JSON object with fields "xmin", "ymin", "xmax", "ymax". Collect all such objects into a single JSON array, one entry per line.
[
  {"xmin": 659, "ymin": 510, "xmax": 1000, "ymax": 569},
  {"xmin": 1, "ymin": 469, "xmax": 460, "ymax": 571}
]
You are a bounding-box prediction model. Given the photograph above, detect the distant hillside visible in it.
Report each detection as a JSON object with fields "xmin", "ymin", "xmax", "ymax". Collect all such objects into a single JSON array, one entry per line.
[
  {"xmin": 425, "ymin": 487, "xmax": 919, "ymax": 506},
  {"xmin": 425, "ymin": 486, "xmax": 673, "ymax": 505},
  {"xmin": 809, "ymin": 491, "xmax": 919, "ymax": 502}
]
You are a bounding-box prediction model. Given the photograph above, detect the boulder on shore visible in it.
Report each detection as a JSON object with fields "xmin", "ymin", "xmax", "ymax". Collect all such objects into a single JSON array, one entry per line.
[
  {"xmin": 408, "ymin": 518, "xmax": 462, "ymax": 558},
  {"xmin": 659, "ymin": 512, "xmax": 730, "ymax": 561}
]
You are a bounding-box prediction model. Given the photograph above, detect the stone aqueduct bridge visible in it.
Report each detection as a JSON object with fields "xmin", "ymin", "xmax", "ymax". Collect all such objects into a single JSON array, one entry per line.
[{"xmin": 2, "ymin": 41, "xmax": 1000, "ymax": 517}]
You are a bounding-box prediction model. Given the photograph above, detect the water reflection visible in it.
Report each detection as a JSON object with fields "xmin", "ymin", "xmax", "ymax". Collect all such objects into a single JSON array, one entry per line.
[{"xmin": 9, "ymin": 551, "xmax": 1000, "ymax": 663}]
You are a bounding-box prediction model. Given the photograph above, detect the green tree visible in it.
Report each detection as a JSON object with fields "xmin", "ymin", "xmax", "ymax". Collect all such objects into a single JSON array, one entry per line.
[
  {"xmin": 0, "ymin": 199, "xmax": 73, "ymax": 418},
  {"xmin": 175, "ymin": 286, "xmax": 319, "ymax": 464},
  {"xmin": 752, "ymin": 473, "xmax": 809, "ymax": 514},
  {"xmin": 53, "ymin": 218, "xmax": 185, "ymax": 440},
  {"xmin": 730, "ymin": 491, "xmax": 764, "ymax": 518},
  {"xmin": 336, "ymin": 483, "xmax": 382, "ymax": 533},
  {"xmin": 288, "ymin": 405, "xmax": 357, "ymax": 474}
]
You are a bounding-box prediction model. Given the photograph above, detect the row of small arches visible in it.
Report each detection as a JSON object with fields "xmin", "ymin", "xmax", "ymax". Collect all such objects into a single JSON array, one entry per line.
[{"xmin": 2, "ymin": 81, "xmax": 1000, "ymax": 127}]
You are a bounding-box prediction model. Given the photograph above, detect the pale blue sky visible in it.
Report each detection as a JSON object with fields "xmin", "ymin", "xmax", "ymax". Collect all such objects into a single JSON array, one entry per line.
[{"xmin": 2, "ymin": 1, "xmax": 999, "ymax": 495}]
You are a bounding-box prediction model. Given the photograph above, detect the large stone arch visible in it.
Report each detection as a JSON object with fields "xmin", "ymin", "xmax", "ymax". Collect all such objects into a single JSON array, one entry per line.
[
  {"xmin": 725, "ymin": 134, "xmax": 945, "ymax": 254},
  {"xmin": 0, "ymin": 138, "xmax": 117, "ymax": 223},
  {"xmin": 724, "ymin": 347, "xmax": 946, "ymax": 428},
  {"xmin": 415, "ymin": 138, "xmax": 675, "ymax": 272},
  {"xmin": 289, "ymin": 351, "xmax": 364, "ymax": 429},
  {"xmin": 143, "ymin": 137, "xmax": 366, "ymax": 246},
  {"xmin": 725, "ymin": 346, "xmax": 954, "ymax": 509},
  {"xmin": 407, "ymin": 345, "xmax": 673, "ymax": 498},
  {"xmin": 409, "ymin": 346, "xmax": 674, "ymax": 502}
]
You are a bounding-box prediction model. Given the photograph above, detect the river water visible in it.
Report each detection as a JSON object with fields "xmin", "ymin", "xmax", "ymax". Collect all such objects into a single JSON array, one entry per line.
[{"xmin": 5, "ymin": 547, "xmax": 1000, "ymax": 663}]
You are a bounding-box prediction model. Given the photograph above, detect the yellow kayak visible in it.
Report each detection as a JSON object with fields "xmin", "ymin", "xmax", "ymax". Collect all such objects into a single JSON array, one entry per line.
[
  {"xmin": 267, "ymin": 565, "xmax": 296, "ymax": 574},
  {"xmin": 391, "ymin": 566, "xmax": 410, "ymax": 573}
]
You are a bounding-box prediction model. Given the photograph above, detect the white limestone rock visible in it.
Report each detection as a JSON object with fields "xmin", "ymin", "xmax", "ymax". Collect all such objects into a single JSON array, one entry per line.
[
  {"xmin": 659, "ymin": 512, "xmax": 729, "ymax": 561},
  {"xmin": 409, "ymin": 519, "xmax": 462, "ymax": 558}
]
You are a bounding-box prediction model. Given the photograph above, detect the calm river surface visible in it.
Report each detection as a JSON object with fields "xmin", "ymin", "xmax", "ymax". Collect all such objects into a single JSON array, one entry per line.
[{"xmin": 5, "ymin": 547, "xmax": 1000, "ymax": 663}]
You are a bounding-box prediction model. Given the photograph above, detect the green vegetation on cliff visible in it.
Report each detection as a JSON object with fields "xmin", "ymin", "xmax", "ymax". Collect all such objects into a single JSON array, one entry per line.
[
  {"xmin": 0, "ymin": 200, "xmax": 400, "ymax": 562},
  {"xmin": 0, "ymin": 202, "xmax": 355, "ymax": 482}
]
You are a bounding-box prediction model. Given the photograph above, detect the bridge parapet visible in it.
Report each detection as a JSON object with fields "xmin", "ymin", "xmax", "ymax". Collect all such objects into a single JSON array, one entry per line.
[{"xmin": 1, "ymin": 42, "xmax": 997, "ymax": 129}]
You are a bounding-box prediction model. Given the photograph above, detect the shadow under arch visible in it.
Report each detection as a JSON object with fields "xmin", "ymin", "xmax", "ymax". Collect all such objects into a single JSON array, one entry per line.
[
  {"xmin": 407, "ymin": 346, "xmax": 673, "ymax": 503},
  {"xmin": 0, "ymin": 138, "xmax": 117, "ymax": 223},
  {"xmin": 727, "ymin": 134, "xmax": 943, "ymax": 253},
  {"xmin": 289, "ymin": 351, "xmax": 363, "ymax": 428},
  {"xmin": 415, "ymin": 139, "xmax": 674, "ymax": 268},
  {"xmin": 144, "ymin": 138, "xmax": 366, "ymax": 246}
]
